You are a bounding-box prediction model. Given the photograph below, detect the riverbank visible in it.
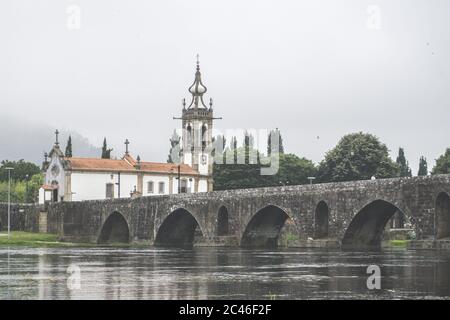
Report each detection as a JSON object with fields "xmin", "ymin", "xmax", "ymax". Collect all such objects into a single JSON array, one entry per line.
[
  {"xmin": 0, "ymin": 231, "xmax": 156, "ymax": 248},
  {"xmin": 0, "ymin": 231, "xmax": 418, "ymax": 249},
  {"xmin": 0, "ymin": 232, "xmax": 96, "ymax": 248}
]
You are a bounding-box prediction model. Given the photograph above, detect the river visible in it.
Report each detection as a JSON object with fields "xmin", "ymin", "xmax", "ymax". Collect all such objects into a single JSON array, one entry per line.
[{"xmin": 0, "ymin": 247, "xmax": 449, "ymax": 299}]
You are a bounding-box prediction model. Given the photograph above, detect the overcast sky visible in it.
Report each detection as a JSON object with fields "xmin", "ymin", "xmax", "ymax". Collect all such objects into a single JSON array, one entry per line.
[{"xmin": 1, "ymin": 0, "xmax": 449, "ymax": 172}]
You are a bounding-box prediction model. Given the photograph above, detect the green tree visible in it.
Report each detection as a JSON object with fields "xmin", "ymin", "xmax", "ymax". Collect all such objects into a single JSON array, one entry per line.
[
  {"xmin": 231, "ymin": 136, "xmax": 238, "ymax": 164},
  {"xmin": 267, "ymin": 128, "xmax": 284, "ymax": 156},
  {"xmin": 101, "ymin": 138, "xmax": 113, "ymax": 159},
  {"xmin": 0, "ymin": 160, "xmax": 40, "ymax": 182},
  {"xmin": 244, "ymin": 131, "xmax": 256, "ymax": 164},
  {"xmin": 212, "ymin": 135, "xmax": 226, "ymax": 164},
  {"xmin": 317, "ymin": 132, "xmax": 398, "ymax": 183},
  {"xmin": 213, "ymin": 153, "xmax": 316, "ymax": 190},
  {"xmin": 65, "ymin": 135, "xmax": 73, "ymax": 157},
  {"xmin": 0, "ymin": 173, "xmax": 43, "ymax": 203},
  {"xmin": 432, "ymin": 148, "xmax": 450, "ymax": 174},
  {"xmin": 418, "ymin": 156, "xmax": 428, "ymax": 176},
  {"xmin": 396, "ymin": 147, "xmax": 412, "ymax": 177}
]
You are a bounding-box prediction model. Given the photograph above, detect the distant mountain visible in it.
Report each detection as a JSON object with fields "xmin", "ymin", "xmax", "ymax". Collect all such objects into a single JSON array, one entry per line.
[{"xmin": 0, "ymin": 116, "xmax": 101, "ymax": 165}]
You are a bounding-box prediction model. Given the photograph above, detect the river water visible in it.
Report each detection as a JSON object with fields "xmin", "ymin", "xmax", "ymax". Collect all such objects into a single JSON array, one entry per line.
[{"xmin": 0, "ymin": 247, "xmax": 449, "ymax": 300}]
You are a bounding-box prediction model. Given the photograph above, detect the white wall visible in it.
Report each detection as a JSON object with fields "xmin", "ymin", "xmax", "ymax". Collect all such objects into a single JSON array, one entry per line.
[
  {"xmin": 71, "ymin": 172, "xmax": 137, "ymax": 201},
  {"xmin": 198, "ymin": 178, "xmax": 208, "ymax": 192},
  {"xmin": 142, "ymin": 175, "xmax": 170, "ymax": 196}
]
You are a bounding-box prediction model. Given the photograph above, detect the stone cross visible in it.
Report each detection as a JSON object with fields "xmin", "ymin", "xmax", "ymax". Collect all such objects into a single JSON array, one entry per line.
[
  {"xmin": 55, "ymin": 129, "xmax": 59, "ymax": 145},
  {"xmin": 125, "ymin": 139, "xmax": 130, "ymax": 155}
]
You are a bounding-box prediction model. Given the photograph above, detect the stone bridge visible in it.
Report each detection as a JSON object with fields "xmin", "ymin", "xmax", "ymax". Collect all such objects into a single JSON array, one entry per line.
[{"xmin": 1, "ymin": 174, "xmax": 450, "ymax": 249}]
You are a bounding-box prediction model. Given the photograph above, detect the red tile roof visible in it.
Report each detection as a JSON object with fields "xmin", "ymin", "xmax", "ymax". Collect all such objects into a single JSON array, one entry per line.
[
  {"xmin": 139, "ymin": 162, "xmax": 198, "ymax": 175},
  {"xmin": 41, "ymin": 184, "xmax": 55, "ymax": 190},
  {"xmin": 64, "ymin": 157, "xmax": 199, "ymax": 175}
]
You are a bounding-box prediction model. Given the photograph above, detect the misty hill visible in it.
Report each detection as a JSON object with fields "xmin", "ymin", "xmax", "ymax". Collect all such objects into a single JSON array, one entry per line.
[{"xmin": 0, "ymin": 116, "xmax": 101, "ymax": 165}]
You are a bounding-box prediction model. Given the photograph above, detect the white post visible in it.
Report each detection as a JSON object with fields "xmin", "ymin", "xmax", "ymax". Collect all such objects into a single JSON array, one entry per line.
[{"xmin": 7, "ymin": 169, "xmax": 11, "ymax": 240}]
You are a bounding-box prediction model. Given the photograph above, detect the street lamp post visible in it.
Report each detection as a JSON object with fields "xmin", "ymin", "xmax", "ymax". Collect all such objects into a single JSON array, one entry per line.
[{"xmin": 4, "ymin": 167, "xmax": 14, "ymax": 240}]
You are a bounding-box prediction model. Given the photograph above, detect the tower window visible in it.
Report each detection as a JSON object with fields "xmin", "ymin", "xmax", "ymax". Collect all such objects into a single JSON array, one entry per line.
[{"xmin": 202, "ymin": 124, "xmax": 207, "ymax": 150}]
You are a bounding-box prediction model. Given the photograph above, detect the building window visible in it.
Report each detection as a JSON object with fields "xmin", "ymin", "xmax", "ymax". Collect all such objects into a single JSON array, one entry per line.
[
  {"xmin": 106, "ymin": 183, "xmax": 114, "ymax": 199},
  {"xmin": 158, "ymin": 182, "xmax": 165, "ymax": 194},
  {"xmin": 147, "ymin": 181, "xmax": 154, "ymax": 194}
]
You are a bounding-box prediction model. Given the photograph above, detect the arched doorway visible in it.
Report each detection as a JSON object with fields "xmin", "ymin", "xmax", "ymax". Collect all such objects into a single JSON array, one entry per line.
[
  {"xmin": 342, "ymin": 200, "xmax": 407, "ymax": 249},
  {"xmin": 241, "ymin": 205, "xmax": 289, "ymax": 248},
  {"xmin": 98, "ymin": 211, "xmax": 130, "ymax": 244},
  {"xmin": 436, "ymin": 192, "xmax": 450, "ymax": 239},
  {"xmin": 314, "ymin": 201, "xmax": 329, "ymax": 239},
  {"xmin": 154, "ymin": 208, "xmax": 203, "ymax": 247},
  {"xmin": 217, "ymin": 206, "xmax": 229, "ymax": 236}
]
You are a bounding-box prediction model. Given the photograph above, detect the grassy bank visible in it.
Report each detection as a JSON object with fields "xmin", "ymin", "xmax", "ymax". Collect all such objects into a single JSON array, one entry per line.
[
  {"xmin": 0, "ymin": 231, "xmax": 95, "ymax": 247},
  {"xmin": 389, "ymin": 239, "xmax": 410, "ymax": 247}
]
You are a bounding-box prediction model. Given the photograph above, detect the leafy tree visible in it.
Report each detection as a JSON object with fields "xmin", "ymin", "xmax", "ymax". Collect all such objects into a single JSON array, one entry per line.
[
  {"xmin": 396, "ymin": 147, "xmax": 412, "ymax": 177},
  {"xmin": 214, "ymin": 153, "xmax": 316, "ymax": 190},
  {"xmin": 101, "ymin": 138, "xmax": 113, "ymax": 159},
  {"xmin": 267, "ymin": 128, "xmax": 284, "ymax": 156},
  {"xmin": 0, "ymin": 160, "xmax": 40, "ymax": 182},
  {"xmin": 167, "ymin": 130, "xmax": 181, "ymax": 163},
  {"xmin": 0, "ymin": 173, "xmax": 43, "ymax": 203},
  {"xmin": 418, "ymin": 156, "xmax": 428, "ymax": 176},
  {"xmin": 65, "ymin": 135, "xmax": 73, "ymax": 157},
  {"xmin": 432, "ymin": 148, "xmax": 450, "ymax": 174},
  {"xmin": 317, "ymin": 132, "xmax": 398, "ymax": 182}
]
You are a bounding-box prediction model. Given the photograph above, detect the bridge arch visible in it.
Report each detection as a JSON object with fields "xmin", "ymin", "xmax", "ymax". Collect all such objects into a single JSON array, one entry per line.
[
  {"xmin": 98, "ymin": 211, "xmax": 130, "ymax": 244},
  {"xmin": 314, "ymin": 201, "xmax": 329, "ymax": 239},
  {"xmin": 241, "ymin": 204, "xmax": 291, "ymax": 248},
  {"xmin": 154, "ymin": 208, "xmax": 204, "ymax": 247},
  {"xmin": 217, "ymin": 206, "xmax": 229, "ymax": 236},
  {"xmin": 436, "ymin": 192, "xmax": 450, "ymax": 239},
  {"xmin": 342, "ymin": 199, "xmax": 409, "ymax": 249}
]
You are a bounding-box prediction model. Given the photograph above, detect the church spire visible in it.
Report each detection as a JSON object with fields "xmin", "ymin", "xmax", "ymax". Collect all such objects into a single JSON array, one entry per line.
[{"xmin": 187, "ymin": 54, "xmax": 208, "ymax": 109}]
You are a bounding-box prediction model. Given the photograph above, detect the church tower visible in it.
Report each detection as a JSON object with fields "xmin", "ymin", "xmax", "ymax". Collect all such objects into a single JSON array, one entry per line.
[{"xmin": 178, "ymin": 56, "xmax": 217, "ymax": 192}]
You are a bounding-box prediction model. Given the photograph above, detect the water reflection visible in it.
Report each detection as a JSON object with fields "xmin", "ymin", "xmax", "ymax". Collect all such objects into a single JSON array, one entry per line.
[{"xmin": 0, "ymin": 247, "xmax": 449, "ymax": 299}]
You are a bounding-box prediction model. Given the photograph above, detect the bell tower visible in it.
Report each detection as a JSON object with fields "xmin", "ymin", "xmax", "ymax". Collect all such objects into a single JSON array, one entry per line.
[{"xmin": 175, "ymin": 56, "xmax": 219, "ymax": 191}]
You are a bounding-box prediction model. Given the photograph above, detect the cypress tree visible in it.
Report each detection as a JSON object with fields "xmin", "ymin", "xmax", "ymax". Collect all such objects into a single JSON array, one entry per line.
[
  {"xmin": 418, "ymin": 156, "xmax": 428, "ymax": 176},
  {"xmin": 267, "ymin": 128, "xmax": 284, "ymax": 156},
  {"xmin": 101, "ymin": 138, "xmax": 113, "ymax": 159},
  {"xmin": 167, "ymin": 130, "xmax": 181, "ymax": 163},
  {"xmin": 396, "ymin": 147, "xmax": 412, "ymax": 177},
  {"xmin": 231, "ymin": 136, "xmax": 238, "ymax": 164},
  {"xmin": 65, "ymin": 135, "xmax": 73, "ymax": 157}
]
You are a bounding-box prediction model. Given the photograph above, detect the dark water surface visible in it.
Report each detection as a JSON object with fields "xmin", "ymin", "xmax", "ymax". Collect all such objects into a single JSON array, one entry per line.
[{"xmin": 0, "ymin": 247, "xmax": 449, "ymax": 299}]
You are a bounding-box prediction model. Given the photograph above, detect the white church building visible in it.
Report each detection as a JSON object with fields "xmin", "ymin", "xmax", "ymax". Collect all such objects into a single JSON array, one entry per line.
[{"xmin": 39, "ymin": 59, "xmax": 216, "ymax": 203}]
